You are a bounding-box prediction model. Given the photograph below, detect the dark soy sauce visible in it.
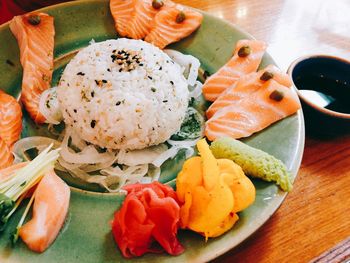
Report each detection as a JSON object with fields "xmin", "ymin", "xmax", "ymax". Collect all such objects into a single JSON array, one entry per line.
[{"xmin": 294, "ymin": 74, "xmax": 350, "ymax": 114}]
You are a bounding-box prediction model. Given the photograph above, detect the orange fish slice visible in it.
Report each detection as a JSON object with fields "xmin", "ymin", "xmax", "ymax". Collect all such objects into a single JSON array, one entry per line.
[
  {"xmin": 0, "ymin": 137, "xmax": 13, "ymax": 169},
  {"xmin": 206, "ymin": 65, "xmax": 293, "ymax": 118},
  {"xmin": 19, "ymin": 169, "xmax": 70, "ymax": 253},
  {"xmin": 202, "ymin": 39, "xmax": 267, "ymax": 102},
  {"xmin": 110, "ymin": 0, "xmax": 175, "ymax": 39},
  {"xmin": 9, "ymin": 13, "xmax": 55, "ymax": 124},
  {"xmin": 205, "ymin": 79, "xmax": 301, "ymax": 141},
  {"xmin": 110, "ymin": 0, "xmax": 135, "ymax": 37},
  {"xmin": 0, "ymin": 90, "xmax": 22, "ymax": 147},
  {"xmin": 144, "ymin": 5, "xmax": 203, "ymax": 49}
]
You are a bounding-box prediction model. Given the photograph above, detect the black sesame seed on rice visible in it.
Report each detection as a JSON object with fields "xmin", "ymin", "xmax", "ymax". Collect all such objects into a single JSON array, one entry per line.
[{"xmin": 90, "ymin": 120, "xmax": 96, "ymax": 128}]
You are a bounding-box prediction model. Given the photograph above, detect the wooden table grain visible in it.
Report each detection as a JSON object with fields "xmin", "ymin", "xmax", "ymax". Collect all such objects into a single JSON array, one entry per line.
[
  {"xmin": 175, "ymin": 0, "xmax": 350, "ymax": 262},
  {"xmin": 3, "ymin": 0, "xmax": 350, "ymax": 262}
]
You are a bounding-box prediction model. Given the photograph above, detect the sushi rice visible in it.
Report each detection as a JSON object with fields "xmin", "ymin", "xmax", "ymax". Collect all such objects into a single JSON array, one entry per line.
[{"xmin": 57, "ymin": 39, "xmax": 189, "ymax": 150}]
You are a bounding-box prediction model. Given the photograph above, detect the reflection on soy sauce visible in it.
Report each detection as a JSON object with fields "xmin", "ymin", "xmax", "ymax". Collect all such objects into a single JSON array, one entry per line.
[{"xmin": 294, "ymin": 74, "xmax": 350, "ymax": 114}]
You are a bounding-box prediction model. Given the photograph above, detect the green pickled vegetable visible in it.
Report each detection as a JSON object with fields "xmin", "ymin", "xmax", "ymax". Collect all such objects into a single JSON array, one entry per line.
[{"xmin": 210, "ymin": 137, "xmax": 293, "ymax": 192}]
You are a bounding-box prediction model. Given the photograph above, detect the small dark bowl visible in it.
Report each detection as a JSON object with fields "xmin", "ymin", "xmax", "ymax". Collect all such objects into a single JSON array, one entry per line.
[{"xmin": 288, "ymin": 55, "xmax": 350, "ymax": 136}]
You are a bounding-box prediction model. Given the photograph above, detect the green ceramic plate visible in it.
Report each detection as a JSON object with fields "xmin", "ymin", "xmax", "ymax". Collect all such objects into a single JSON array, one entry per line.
[{"xmin": 0, "ymin": 0, "xmax": 305, "ymax": 262}]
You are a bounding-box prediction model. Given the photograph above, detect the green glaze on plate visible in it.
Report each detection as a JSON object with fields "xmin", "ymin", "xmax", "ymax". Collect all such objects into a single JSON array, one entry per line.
[{"xmin": 0, "ymin": 0, "xmax": 305, "ymax": 262}]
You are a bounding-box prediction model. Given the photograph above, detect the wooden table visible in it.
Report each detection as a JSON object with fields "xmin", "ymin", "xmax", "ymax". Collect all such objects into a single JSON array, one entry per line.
[
  {"xmin": 3, "ymin": 0, "xmax": 349, "ymax": 262},
  {"xmin": 175, "ymin": 0, "xmax": 350, "ymax": 262}
]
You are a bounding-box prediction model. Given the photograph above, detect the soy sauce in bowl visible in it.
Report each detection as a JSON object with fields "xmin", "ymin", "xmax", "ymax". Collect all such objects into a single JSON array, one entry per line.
[
  {"xmin": 288, "ymin": 55, "xmax": 350, "ymax": 135},
  {"xmin": 294, "ymin": 74, "xmax": 350, "ymax": 114}
]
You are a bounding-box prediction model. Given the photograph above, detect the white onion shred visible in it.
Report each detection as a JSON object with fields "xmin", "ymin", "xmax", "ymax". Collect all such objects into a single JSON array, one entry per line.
[
  {"xmin": 167, "ymin": 139, "xmax": 198, "ymax": 147},
  {"xmin": 189, "ymin": 81, "xmax": 203, "ymax": 99},
  {"xmin": 60, "ymin": 128, "xmax": 116, "ymax": 164},
  {"xmin": 39, "ymin": 87, "xmax": 63, "ymax": 125},
  {"xmin": 12, "ymin": 128, "xmax": 199, "ymax": 192},
  {"xmin": 12, "ymin": 136, "xmax": 61, "ymax": 162},
  {"xmin": 167, "ymin": 138, "xmax": 200, "ymax": 159},
  {"xmin": 116, "ymin": 144, "xmax": 168, "ymax": 166},
  {"xmin": 152, "ymin": 146, "xmax": 180, "ymax": 167},
  {"xmin": 164, "ymin": 49, "xmax": 200, "ymax": 86}
]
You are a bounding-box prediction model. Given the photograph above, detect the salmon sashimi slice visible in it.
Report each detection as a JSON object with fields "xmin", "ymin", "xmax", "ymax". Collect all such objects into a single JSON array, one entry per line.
[
  {"xmin": 19, "ymin": 169, "xmax": 70, "ymax": 253},
  {"xmin": 9, "ymin": 13, "xmax": 55, "ymax": 124},
  {"xmin": 144, "ymin": 5, "xmax": 203, "ymax": 49},
  {"xmin": 205, "ymin": 79, "xmax": 301, "ymax": 141},
  {"xmin": 0, "ymin": 90, "xmax": 22, "ymax": 147},
  {"xmin": 206, "ymin": 65, "xmax": 293, "ymax": 118},
  {"xmin": 110, "ymin": 0, "xmax": 135, "ymax": 37},
  {"xmin": 0, "ymin": 137, "xmax": 14, "ymax": 169},
  {"xmin": 202, "ymin": 40, "xmax": 267, "ymax": 102},
  {"xmin": 129, "ymin": 0, "xmax": 175, "ymax": 39},
  {"xmin": 110, "ymin": 0, "xmax": 175, "ymax": 39},
  {"xmin": 125, "ymin": 0, "xmax": 160, "ymax": 39}
]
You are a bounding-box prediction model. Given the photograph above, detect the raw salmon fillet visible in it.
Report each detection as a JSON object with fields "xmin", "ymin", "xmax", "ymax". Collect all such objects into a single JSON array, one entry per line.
[
  {"xmin": 110, "ymin": 0, "xmax": 135, "ymax": 37},
  {"xmin": 9, "ymin": 13, "xmax": 55, "ymax": 124},
  {"xmin": 206, "ymin": 65, "xmax": 293, "ymax": 118},
  {"xmin": 0, "ymin": 90, "xmax": 22, "ymax": 147},
  {"xmin": 0, "ymin": 137, "xmax": 13, "ymax": 169},
  {"xmin": 19, "ymin": 169, "xmax": 70, "ymax": 253},
  {"xmin": 110, "ymin": 0, "xmax": 175, "ymax": 39},
  {"xmin": 205, "ymin": 79, "xmax": 301, "ymax": 141},
  {"xmin": 144, "ymin": 5, "xmax": 203, "ymax": 49},
  {"xmin": 202, "ymin": 40, "xmax": 267, "ymax": 102}
]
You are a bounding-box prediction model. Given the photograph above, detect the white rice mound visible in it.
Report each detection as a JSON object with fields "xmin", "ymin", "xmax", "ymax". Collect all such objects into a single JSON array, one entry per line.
[{"xmin": 57, "ymin": 39, "xmax": 189, "ymax": 150}]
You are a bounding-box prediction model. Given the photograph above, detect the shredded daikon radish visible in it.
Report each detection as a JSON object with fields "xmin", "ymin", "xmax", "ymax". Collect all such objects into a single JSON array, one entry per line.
[
  {"xmin": 167, "ymin": 138, "xmax": 199, "ymax": 159},
  {"xmin": 167, "ymin": 138, "xmax": 199, "ymax": 147},
  {"xmin": 13, "ymin": 134, "xmax": 168, "ymax": 192},
  {"xmin": 189, "ymin": 81, "xmax": 203, "ymax": 99},
  {"xmin": 39, "ymin": 87, "xmax": 63, "ymax": 125},
  {"xmin": 117, "ymin": 144, "xmax": 168, "ymax": 166},
  {"xmin": 12, "ymin": 136, "xmax": 61, "ymax": 162},
  {"xmin": 100, "ymin": 164, "xmax": 149, "ymax": 192},
  {"xmin": 60, "ymin": 128, "xmax": 116, "ymax": 164},
  {"xmin": 78, "ymin": 157, "xmax": 118, "ymax": 173},
  {"xmin": 69, "ymin": 129, "xmax": 88, "ymax": 151},
  {"xmin": 164, "ymin": 49, "xmax": 200, "ymax": 86},
  {"xmin": 152, "ymin": 146, "xmax": 180, "ymax": 167},
  {"xmin": 58, "ymin": 157, "xmax": 82, "ymax": 171},
  {"xmin": 13, "ymin": 124, "xmax": 201, "ymax": 192}
]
